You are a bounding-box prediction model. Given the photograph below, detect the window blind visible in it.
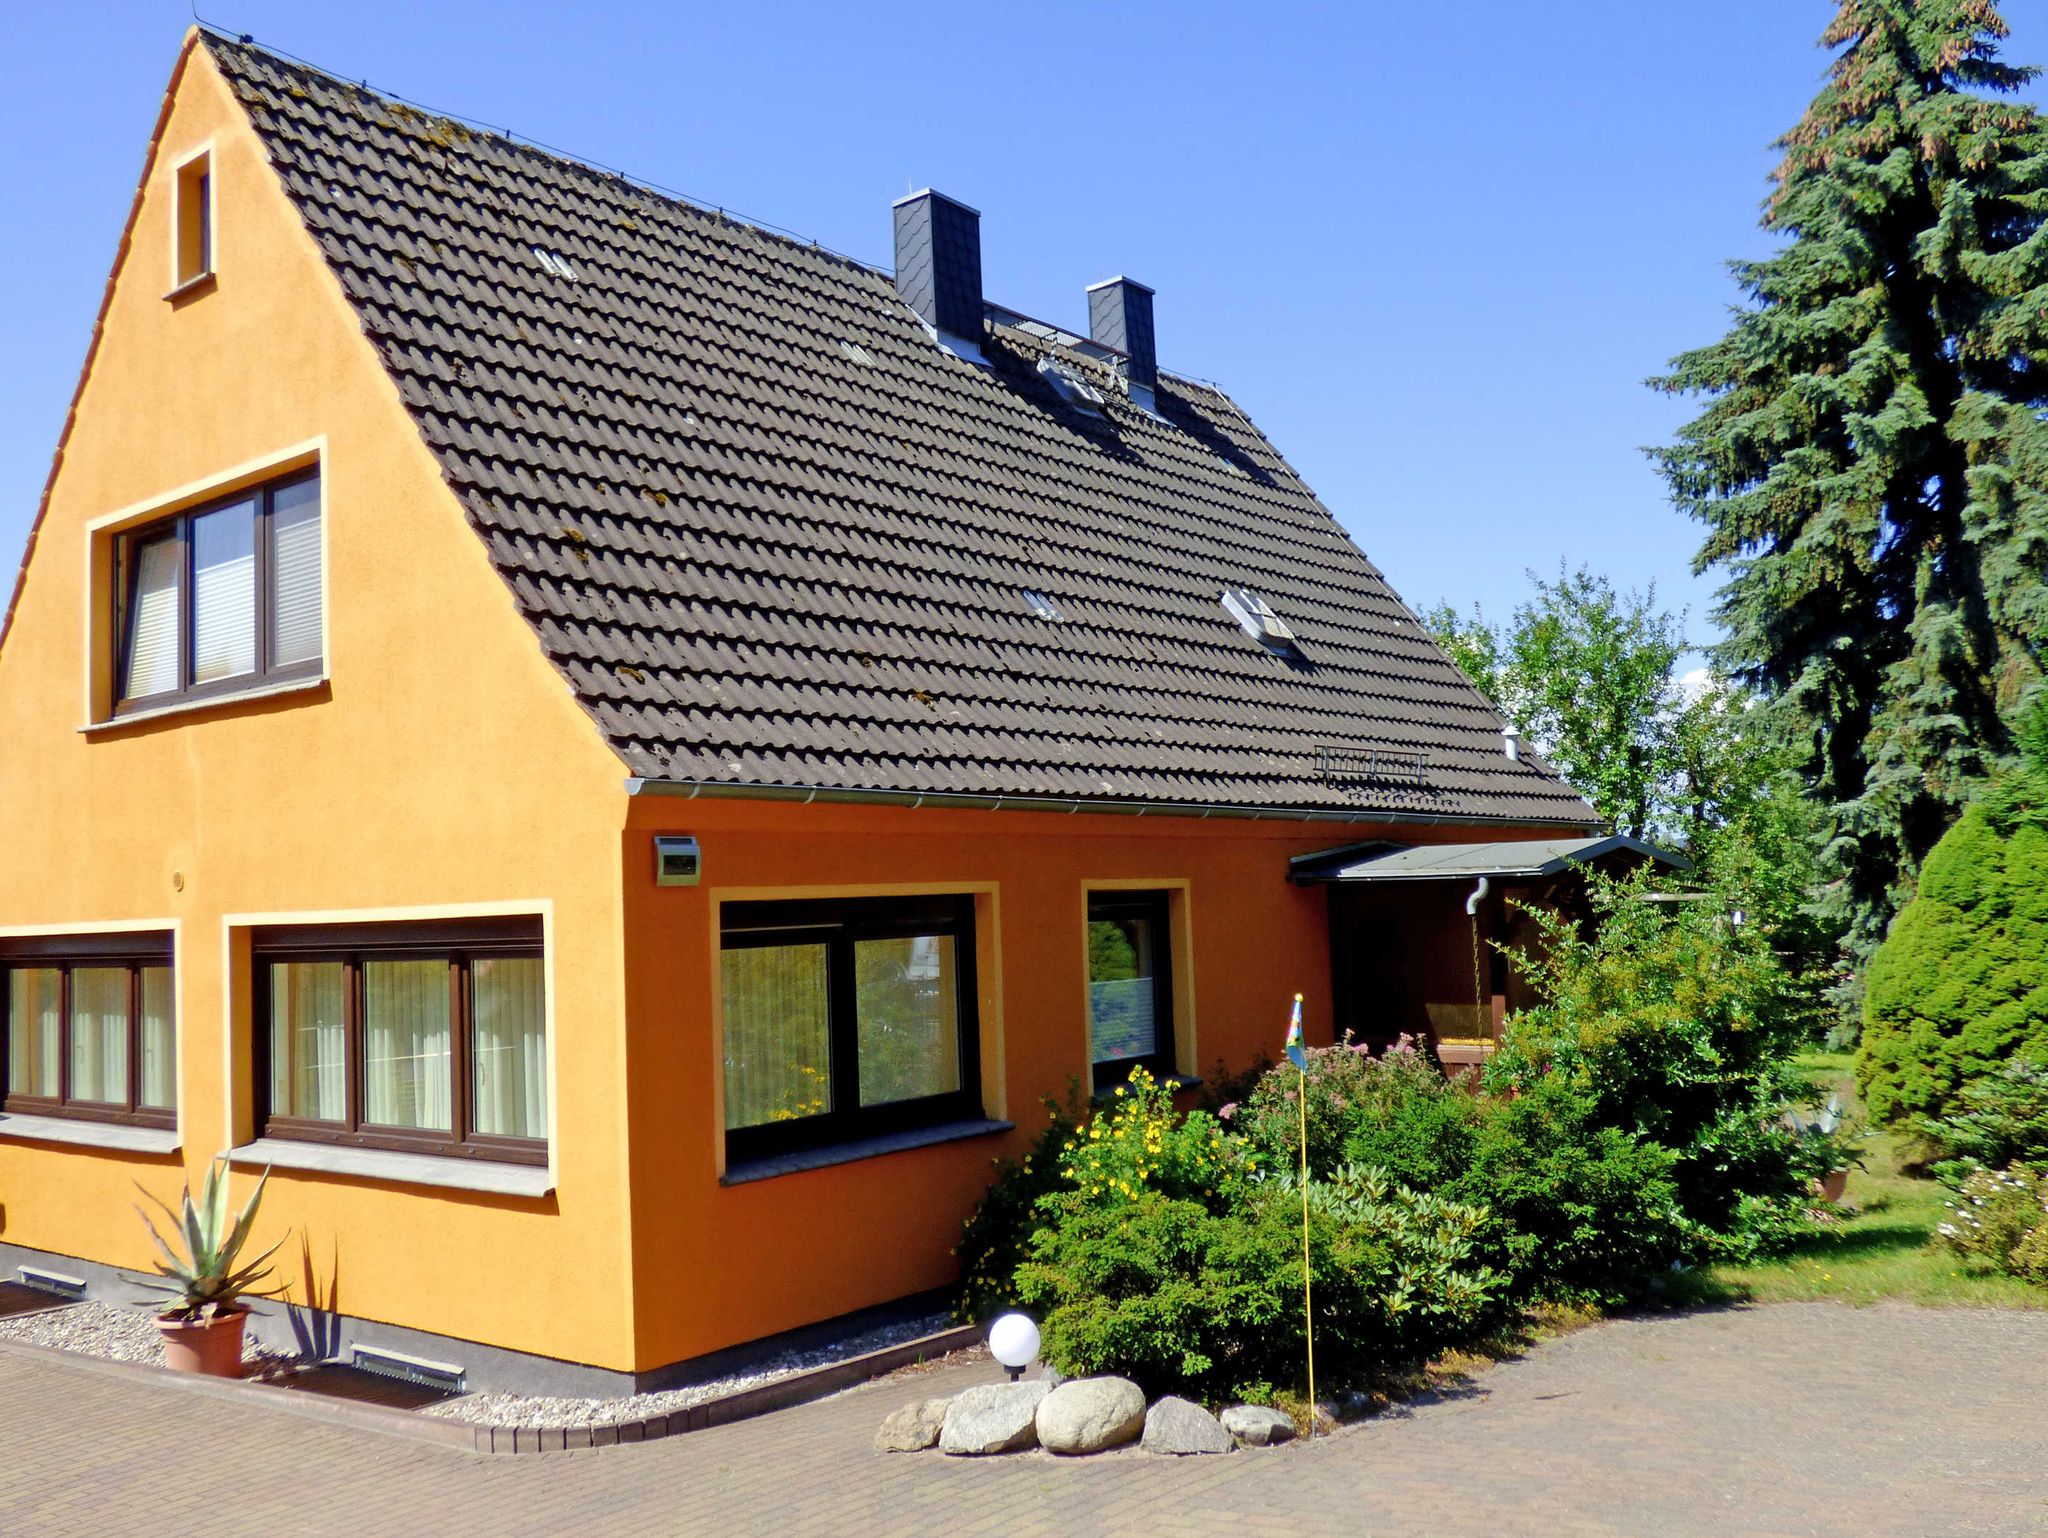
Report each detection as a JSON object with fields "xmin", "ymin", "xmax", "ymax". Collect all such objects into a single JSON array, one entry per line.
[
  {"xmin": 192, "ymin": 501, "xmax": 257, "ymax": 684},
  {"xmin": 123, "ymin": 536, "xmax": 182, "ymax": 700},
  {"xmin": 270, "ymin": 480, "xmax": 322, "ymax": 667}
]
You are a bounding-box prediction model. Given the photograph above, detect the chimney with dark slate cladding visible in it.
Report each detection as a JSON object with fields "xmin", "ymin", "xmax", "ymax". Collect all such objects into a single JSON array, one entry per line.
[
  {"xmin": 1086, "ymin": 276, "xmax": 1158, "ymax": 411},
  {"xmin": 892, "ymin": 189, "xmax": 986, "ymax": 362}
]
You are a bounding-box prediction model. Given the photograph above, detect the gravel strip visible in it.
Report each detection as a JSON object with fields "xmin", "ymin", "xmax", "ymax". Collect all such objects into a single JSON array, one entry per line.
[
  {"xmin": 0, "ymin": 1298, "xmax": 296, "ymax": 1369},
  {"xmin": 425, "ymin": 1311, "xmax": 961, "ymax": 1429},
  {"xmin": 1, "ymin": 1296, "xmax": 967, "ymax": 1430}
]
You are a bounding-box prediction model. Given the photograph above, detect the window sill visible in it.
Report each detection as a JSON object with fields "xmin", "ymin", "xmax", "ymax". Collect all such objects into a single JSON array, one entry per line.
[
  {"xmin": 82, "ymin": 673, "xmax": 329, "ymax": 734},
  {"xmin": 0, "ymin": 1112, "xmax": 180, "ymax": 1156},
  {"xmin": 722, "ymin": 1118, "xmax": 1014, "ymax": 1187},
  {"xmin": 229, "ymin": 1137, "xmax": 554, "ymax": 1198},
  {"xmin": 163, "ymin": 271, "xmax": 217, "ymax": 303}
]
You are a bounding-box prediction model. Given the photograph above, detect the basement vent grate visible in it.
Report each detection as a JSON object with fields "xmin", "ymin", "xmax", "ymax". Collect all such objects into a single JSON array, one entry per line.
[
  {"xmin": 17, "ymin": 1266, "xmax": 88, "ymax": 1300},
  {"xmin": 350, "ymin": 1344, "xmax": 467, "ymax": 1394}
]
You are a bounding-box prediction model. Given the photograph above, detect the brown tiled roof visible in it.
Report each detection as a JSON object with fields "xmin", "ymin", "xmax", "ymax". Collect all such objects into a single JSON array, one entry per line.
[{"xmin": 204, "ymin": 35, "xmax": 1595, "ymax": 826}]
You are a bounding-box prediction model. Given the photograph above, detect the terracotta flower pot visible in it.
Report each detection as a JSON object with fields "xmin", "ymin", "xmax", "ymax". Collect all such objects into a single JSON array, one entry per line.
[
  {"xmin": 1818, "ymin": 1168, "xmax": 1850, "ymax": 1205},
  {"xmin": 158, "ymin": 1309, "xmax": 248, "ymax": 1377}
]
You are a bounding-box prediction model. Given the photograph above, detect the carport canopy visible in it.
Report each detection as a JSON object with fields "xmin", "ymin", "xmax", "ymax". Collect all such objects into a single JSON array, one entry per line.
[{"xmin": 1288, "ymin": 833, "xmax": 1685, "ymax": 884}]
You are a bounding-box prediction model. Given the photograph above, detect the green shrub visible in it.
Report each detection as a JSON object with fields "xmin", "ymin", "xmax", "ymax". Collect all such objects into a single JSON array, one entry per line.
[
  {"xmin": 1016, "ymin": 1168, "xmax": 1498, "ymax": 1399},
  {"xmin": 1939, "ymin": 1164, "xmax": 2048, "ymax": 1285},
  {"xmin": 1234, "ymin": 1033, "xmax": 1475, "ymax": 1186},
  {"xmin": 1448, "ymin": 1075, "xmax": 1690, "ymax": 1303},
  {"xmin": 952, "ymin": 1090, "xmax": 1082, "ymax": 1325},
  {"xmin": 1488, "ymin": 867, "xmax": 1815, "ymax": 1236},
  {"xmin": 1922, "ymin": 1057, "xmax": 2048, "ymax": 1183},
  {"xmin": 1861, "ymin": 808, "xmax": 2048, "ymax": 1123}
]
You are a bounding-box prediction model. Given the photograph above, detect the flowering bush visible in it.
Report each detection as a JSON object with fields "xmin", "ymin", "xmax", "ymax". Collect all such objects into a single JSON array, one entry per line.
[
  {"xmin": 1939, "ymin": 1164, "xmax": 2048, "ymax": 1284},
  {"xmin": 1234, "ymin": 1032, "xmax": 1466, "ymax": 1181},
  {"xmin": 1064, "ymin": 1066, "xmax": 1251, "ymax": 1207}
]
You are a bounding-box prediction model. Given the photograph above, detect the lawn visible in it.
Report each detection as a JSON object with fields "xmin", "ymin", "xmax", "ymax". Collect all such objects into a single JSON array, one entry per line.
[{"xmin": 1676, "ymin": 1050, "xmax": 2048, "ymax": 1310}]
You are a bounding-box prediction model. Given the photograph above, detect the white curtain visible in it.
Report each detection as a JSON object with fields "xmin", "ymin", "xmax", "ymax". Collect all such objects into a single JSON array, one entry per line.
[
  {"xmin": 270, "ymin": 481, "xmax": 323, "ymax": 667},
  {"xmin": 192, "ymin": 500, "xmax": 257, "ymax": 684},
  {"xmin": 721, "ymin": 944, "xmax": 830, "ymax": 1129},
  {"xmin": 472, "ymin": 957, "xmax": 546, "ymax": 1139},
  {"xmin": 363, "ymin": 960, "xmax": 451, "ymax": 1131},
  {"xmin": 123, "ymin": 536, "xmax": 182, "ymax": 699},
  {"xmin": 69, "ymin": 967, "xmax": 129, "ymax": 1104},
  {"xmin": 270, "ymin": 961, "xmax": 346, "ymax": 1120},
  {"xmin": 138, "ymin": 965, "xmax": 175, "ymax": 1112},
  {"xmin": 7, "ymin": 968, "xmax": 61, "ymax": 1098}
]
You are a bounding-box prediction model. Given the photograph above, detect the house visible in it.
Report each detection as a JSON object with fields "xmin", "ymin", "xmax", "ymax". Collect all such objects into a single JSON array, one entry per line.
[{"xmin": 0, "ymin": 29, "xmax": 1601, "ymax": 1393}]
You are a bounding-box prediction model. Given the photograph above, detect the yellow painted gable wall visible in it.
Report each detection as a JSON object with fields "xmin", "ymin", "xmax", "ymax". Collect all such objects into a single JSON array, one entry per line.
[{"xmin": 0, "ymin": 38, "xmax": 639, "ymax": 1369}]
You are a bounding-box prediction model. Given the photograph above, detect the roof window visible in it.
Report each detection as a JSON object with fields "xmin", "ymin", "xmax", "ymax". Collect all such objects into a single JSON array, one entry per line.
[
  {"xmin": 531, "ymin": 246, "xmax": 580, "ymax": 280},
  {"xmin": 1022, "ymin": 589, "xmax": 1066, "ymax": 623},
  {"xmin": 838, "ymin": 340, "xmax": 876, "ymax": 366},
  {"xmin": 1221, "ymin": 587, "xmax": 1298, "ymax": 651},
  {"xmin": 1036, "ymin": 356, "xmax": 1105, "ymax": 416}
]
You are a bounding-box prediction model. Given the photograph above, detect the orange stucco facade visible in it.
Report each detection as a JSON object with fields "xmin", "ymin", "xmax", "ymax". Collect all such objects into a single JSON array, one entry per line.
[{"xmin": 0, "ymin": 37, "xmax": 1565, "ymax": 1380}]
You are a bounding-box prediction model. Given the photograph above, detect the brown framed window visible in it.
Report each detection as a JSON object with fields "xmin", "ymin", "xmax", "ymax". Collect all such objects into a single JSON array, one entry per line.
[
  {"xmin": 252, "ymin": 917, "xmax": 547, "ymax": 1166},
  {"xmin": 114, "ymin": 467, "xmax": 322, "ymax": 714},
  {"xmin": 720, "ymin": 895, "xmax": 981, "ymax": 1164},
  {"xmin": 1087, "ymin": 890, "xmax": 1176, "ymax": 1091},
  {"xmin": 1, "ymin": 933, "xmax": 177, "ymax": 1128}
]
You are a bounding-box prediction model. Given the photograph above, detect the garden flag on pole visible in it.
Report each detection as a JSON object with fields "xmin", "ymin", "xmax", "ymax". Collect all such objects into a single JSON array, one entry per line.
[{"xmin": 1287, "ymin": 991, "xmax": 1314, "ymax": 1435}]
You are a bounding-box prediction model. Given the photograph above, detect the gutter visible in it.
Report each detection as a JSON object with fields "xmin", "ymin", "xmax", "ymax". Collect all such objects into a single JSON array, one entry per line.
[{"xmin": 622, "ymin": 776, "xmax": 1604, "ymax": 832}]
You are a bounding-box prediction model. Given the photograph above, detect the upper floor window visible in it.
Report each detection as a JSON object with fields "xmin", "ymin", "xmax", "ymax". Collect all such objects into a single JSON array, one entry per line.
[
  {"xmin": 1087, "ymin": 890, "xmax": 1176, "ymax": 1090},
  {"xmin": 173, "ymin": 149, "xmax": 213, "ymax": 290},
  {"xmin": 720, "ymin": 894, "xmax": 981, "ymax": 1164},
  {"xmin": 2, "ymin": 933, "xmax": 176, "ymax": 1128},
  {"xmin": 115, "ymin": 469, "xmax": 322, "ymax": 714},
  {"xmin": 253, "ymin": 917, "xmax": 548, "ymax": 1165}
]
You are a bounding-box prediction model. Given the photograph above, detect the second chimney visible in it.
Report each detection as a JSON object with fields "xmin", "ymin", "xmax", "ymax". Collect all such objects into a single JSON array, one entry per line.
[
  {"xmin": 893, "ymin": 189, "xmax": 985, "ymax": 360},
  {"xmin": 1086, "ymin": 276, "xmax": 1158, "ymax": 409}
]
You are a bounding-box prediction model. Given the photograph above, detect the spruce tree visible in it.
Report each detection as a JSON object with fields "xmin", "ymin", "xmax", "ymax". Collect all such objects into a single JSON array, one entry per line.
[{"xmin": 1655, "ymin": 1, "xmax": 2048, "ymax": 1004}]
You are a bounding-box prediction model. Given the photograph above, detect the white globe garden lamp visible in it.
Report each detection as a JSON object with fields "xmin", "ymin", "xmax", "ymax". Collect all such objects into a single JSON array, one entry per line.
[{"xmin": 988, "ymin": 1311, "xmax": 1040, "ymax": 1382}]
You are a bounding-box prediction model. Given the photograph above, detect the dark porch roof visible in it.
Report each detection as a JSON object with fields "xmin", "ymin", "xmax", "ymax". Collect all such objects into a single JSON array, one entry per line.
[{"xmin": 1289, "ymin": 833, "xmax": 1685, "ymax": 884}]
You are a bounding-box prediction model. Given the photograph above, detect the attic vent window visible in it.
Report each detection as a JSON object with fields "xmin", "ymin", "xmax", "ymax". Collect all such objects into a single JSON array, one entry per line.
[
  {"xmin": 1221, "ymin": 588, "xmax": 1298, "ymax": 651},
  {"xmin": 170, "ymin": 147, "xmax": 213, "ymax": 295},
  {"xmin": 1037, "ymin": 356, "xmax": 1105, "ymax": 416},
  {"xmin": 531, "ymin": 246, "xmax": 580, "ymax": 280},
  {"xmin": 1022, "ymin": 589, "xmax": 1066, "ymax": 623}
]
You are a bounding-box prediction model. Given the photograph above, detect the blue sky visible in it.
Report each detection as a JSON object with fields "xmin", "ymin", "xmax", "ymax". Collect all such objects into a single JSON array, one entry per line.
[{"xmin": 5, "ymin": 3, "xmax": 2043, "ymax": 651}]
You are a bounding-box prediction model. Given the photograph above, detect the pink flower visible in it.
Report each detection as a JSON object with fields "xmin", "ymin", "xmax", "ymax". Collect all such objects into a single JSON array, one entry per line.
[{"xmin": 1219, "ymin": 1102, "xmax": 1238, "ymax": 1121}]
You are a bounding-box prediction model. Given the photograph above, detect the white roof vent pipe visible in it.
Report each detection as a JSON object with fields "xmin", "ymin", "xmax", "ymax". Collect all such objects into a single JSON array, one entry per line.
[{"xmin": 1502, "ymin": 726, "xmax": 1522, "ymax": 763}]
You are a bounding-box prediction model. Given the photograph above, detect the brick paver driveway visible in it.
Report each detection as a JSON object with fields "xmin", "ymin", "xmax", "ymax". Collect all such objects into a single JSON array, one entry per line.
[{"xmin": 6, "ymin": 1302, "xmax": 2047, "ymax": 1537}]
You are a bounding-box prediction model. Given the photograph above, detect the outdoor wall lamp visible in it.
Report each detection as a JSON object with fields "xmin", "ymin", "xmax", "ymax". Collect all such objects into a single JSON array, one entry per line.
[{"xmin": 988, "ymin": 1311, "xmax": 1040, "ymax": 1383}]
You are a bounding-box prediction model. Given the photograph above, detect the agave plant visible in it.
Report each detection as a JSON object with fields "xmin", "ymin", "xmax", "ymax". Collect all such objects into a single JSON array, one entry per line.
[{"xmin": 134, "ymin": 1157, "xmax": 286, "ymax": 1322}]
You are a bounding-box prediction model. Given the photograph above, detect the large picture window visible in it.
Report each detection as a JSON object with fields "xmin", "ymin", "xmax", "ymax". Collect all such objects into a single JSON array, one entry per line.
[
  {"xmin": 252, "ymin": 917, "xmax": 547, "ymax": 1165},
  {"xmin": 1087, "ymin": 890, "xmax": 1176, "ymax": 1090},
  {"xmin": 720, "ymin": 895, "xmax": 981, "ymax": 1163},
  {"xmin": 1, "ymin": 933, "xmax": 176, "ymax": 1128},
  {"xmin": 114, "ymin": 468, "xmax": 322, "ymax": 713}
]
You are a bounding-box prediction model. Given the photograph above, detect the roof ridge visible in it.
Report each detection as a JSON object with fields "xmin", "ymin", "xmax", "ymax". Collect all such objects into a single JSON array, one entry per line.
[{"xmin": 196, "ymin": 27, "xmax": 893, "ymax": 278}]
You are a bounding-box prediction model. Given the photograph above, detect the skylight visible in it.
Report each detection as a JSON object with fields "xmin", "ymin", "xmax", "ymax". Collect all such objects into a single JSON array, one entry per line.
[
  {"xmin": 838, "ymin": 340, "xmax": 876, "ymax": 366},
  {"xmin": 531, "ymin": 246, "xmax": 580, "ymax": 280},
  {"xmin": 1036, "ymin": 355, "xmax": 1105, "ymax": 416},
  {"xmin": 1023, "ymin": 589, "xmax": 1066, "ymax": 623},
  {"xmin": 1221, "ymin": 588, "xmax": 1298, "ymax": 651}
]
